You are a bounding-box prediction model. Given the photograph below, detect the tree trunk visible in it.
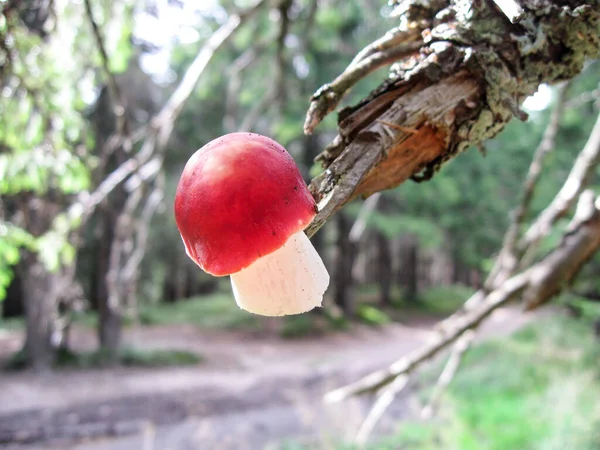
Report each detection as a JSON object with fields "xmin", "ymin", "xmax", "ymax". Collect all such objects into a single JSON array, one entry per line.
[
  {"xmin": 333, "ymin": 213, "xmax": 357, "ymax": 314},
  {"xmin": 452, "ymin": 252, "xmax": 465, "ymax": 285},
  {"xmin": 20, "ymin": 255, "xmax": 59, "ymax": 371},
  {"xmin": 89, "ymin": 211, "xmax": 113, "ymax": 310},
  {"xmin": 377, "ymin": 232, "xmax": 392, "ymax": 305},
  {"xmin": 98, "ymin": 301, "xmax": 122, "ymax": 361},
  {"xmin": 399, "ymin": 236, "xmax": 418, "ymax": 303}
]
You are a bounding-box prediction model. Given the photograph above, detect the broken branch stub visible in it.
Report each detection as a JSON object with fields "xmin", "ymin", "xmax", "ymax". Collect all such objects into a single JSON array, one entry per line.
[{"xmin": 305, "ymin": 0, "xmax": 600, "ymax": 237}]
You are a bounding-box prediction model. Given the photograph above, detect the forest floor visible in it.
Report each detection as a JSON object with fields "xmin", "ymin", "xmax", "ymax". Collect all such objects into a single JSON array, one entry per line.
[{"xmin": 0, "ymin": 306, "xmax": 539, "ymax": 450}]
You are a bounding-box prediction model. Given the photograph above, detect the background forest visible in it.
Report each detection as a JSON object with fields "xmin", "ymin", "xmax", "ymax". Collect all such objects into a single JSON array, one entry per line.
[{"xmin": 1, "ymin": 0, "xmax": 600, "ymax": 449}]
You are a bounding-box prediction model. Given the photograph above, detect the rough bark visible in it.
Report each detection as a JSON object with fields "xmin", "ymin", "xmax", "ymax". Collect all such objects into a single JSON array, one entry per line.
[{"xmin": 305, "ymin": 0, "xmax": 600, "ymax": 237}]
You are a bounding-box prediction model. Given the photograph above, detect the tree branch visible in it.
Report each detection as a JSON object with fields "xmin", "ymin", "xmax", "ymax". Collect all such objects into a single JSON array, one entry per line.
[
  {"xmin": 239, "ymin": 83, "xmax": 278, "ymax": 131},
  {"xmin": 101, "ymin": 0, "xmax": 268, "ymax": 315},
  {"xmin": 223, "ymin": 39, "xmax": 271, "ymax": 132},
  {"xmin": 348, "ymin": 192, "xmax": 381, "ymax": 242},
  {"xmin": 326, "ymin": 193, "xmax": 600, "ymax": 400},
  {"xmin": 325, "ymin": 272, "xmax": 529, "ymax": 401},
  {"xmin": 83, "ymin": 0, "xmax": 126, "ymax": 132},
  {"xmin": 67, "ymin": 0, "xmax": 267, "ymax": 228},
  {"xmin": 305, "ymin": 1, "xmax": 600, "ymax": 236},
  {"xmin": 421, "ymin": 329, "xmax": 475, "ymax": 419},
  {"xmin": 485, "ymin": 83, "xmax": 570, "ymax": 289},
  {"xmin": 303, "ymin": 40, "xmax": 423, "ymax": 135},
  {"xmin": 121, "ymin": 174, "xmax": 165, "ymax": 310},
  {"xmin": 151, "ymin": 0, "xmax": 267, "ymax": 137},
  {"xmin": 520, "ymin": 112, "xmax": 600, "ymax": 252},
  {"xmin": 275, "ymin": 0, "xmax": 292, "ymax": 109},
  {"xmin": 349, "ymin": 27, "xmax": 422, "ymax": 70},
  {"xmin": 354, "ymin": 374, "xmax": 410, "ymax": 445}
]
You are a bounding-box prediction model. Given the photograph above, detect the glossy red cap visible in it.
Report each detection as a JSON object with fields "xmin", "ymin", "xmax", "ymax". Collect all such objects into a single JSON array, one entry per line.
[{"xmin": 174, "ymin": 132, "xmax": 317, "ymax": 276}]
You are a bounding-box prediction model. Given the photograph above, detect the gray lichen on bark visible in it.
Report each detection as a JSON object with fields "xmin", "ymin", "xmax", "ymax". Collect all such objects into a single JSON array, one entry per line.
[{"xmin": 305, "ymin": 0, "xmax": 600, "ymax": 237}]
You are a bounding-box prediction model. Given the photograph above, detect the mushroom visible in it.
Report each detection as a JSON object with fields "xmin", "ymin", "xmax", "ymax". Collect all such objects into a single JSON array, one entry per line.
[{"xmin": 174, "ymin": 132, "xmax": 330, "ymax": 316}]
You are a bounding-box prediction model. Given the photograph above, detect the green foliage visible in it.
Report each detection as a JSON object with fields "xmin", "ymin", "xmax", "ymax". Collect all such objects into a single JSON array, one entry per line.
[
  {"xmin": 0, "ymin": 223, "xmax": 35, "ymax": 300},
  {"xmin": 0, "ymin": 148, "xmax": 90, "ymax": 195},
  {"xmin": 0, "ymin": 207, "xmax": 82, "ymax": 302},
  {"xmin": 563, "ymin": 293, "xmax": 600, "ymax": 321},
  {"xmin": 0, "ymin": 0, "xmax": 137, "ymax": 301},
  {"xmin": 323, "ymin": 309, "xmax": 352, "ymax": 331}
]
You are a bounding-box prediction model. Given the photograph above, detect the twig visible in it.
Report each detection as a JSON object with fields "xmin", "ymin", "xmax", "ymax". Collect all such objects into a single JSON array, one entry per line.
[
  {"xmin": 565, "ymin": 84, "xmax": 600, "ymax": 110},
  {"xmin": 421, "ymin": 329, "xmax": 475, "ymax": 419},
  {"xmin": 523, "ymin": 190, "xmax": 600, "ymax": 310},
  {"xmin": 121, "ymin": 174, "xmax": 165, "ymax": 310},
  {"xmin": 102, "ymin": 0, "xmax": 268, "ymax": 314},
  {"xmin": 77, "ymin": 134, "xmax": 156, "ymax": 222},
  {"xmin": 275, "ymin": 0, "xmax": 292, "ymax": 109},
  {"xmin": 105, "ymin": 187, "xmax": 144, "ymax": 310},
  {"xmin": 151, "ymin": 0, "xmax": 268, "ymax": 142},
  {"xmin": 485, "ymin": 83, "xmax": 570, "ymax": 289},
  {"xmin": 304, "ymin": 41, "xmax": 422, "ymax": 134},
  {"xmin": 239, "ymin": 84, "xmax": 278, "ymax": 131},
  {"xmin": 354, "ymin": 374, "xmax": 409, "ymax": 446},
  {"xmin": 67, "ymin": 0, "xmax": 267, "ymax": 226},
  {"xmin": 350, "ymin": 27, "xmax": 421, "ymax": 68},
  {"xmin": 223, "ymin": 40, "xmax": 270, "ymax": 131},
  {"xmin": 83, "ymin": 0, "xmax": 126, "ymax": 131},
  {"xmin": 305, "ymin": 132, "xmax": 384, "ymax": 238},
  {"xmin": 325, "ymin": 272, "xmax": 529, "ymax": 401},
  {"xmin": 326, "ymin": 195, "xmax": 600, "ymax": 401},
  {"xmin": 519, "ymin": 112, "xmax": 600, "ymax": 256},
  {"xmin": 349, "ymin": 193, "xmax": 381, "ymax": 242},
  {"xmin": 300, "ymin": 0, "xmax": 318, "ymax": 50}
]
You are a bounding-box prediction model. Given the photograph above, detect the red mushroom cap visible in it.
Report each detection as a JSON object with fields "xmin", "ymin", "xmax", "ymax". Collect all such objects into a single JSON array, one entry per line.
[{"xmin": 174, "ymin": 132, "xmax": 318, "ymax": 276}]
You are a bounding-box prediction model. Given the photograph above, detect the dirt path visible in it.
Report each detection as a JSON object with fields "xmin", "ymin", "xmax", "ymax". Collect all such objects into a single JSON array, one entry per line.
[{"xmin": 0, "ymin": 307, "xmax": 536, "ymax": 449}]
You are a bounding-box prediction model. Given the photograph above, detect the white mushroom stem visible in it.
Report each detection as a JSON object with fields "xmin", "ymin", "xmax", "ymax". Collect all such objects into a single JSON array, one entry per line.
[{"xmin": 230, "ymin": 231, "xmax": 330, "ymax": 316}]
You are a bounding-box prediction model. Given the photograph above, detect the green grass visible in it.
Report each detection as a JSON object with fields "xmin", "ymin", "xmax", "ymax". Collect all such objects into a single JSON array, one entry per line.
[
  {"xmin": 356, "ymin": 303, "xmax": 391, "ymax": 326},
  {"xmin": 2, "ymin": 293, "xmax": 261, "ymax": 332},
  {"xmin": 416, "ymin": 284, "xmax": 476, "ymax": 315},
  {"xmin": 138, "ymin": 293, "xmax": 260, "ymax": 330},
  {"xmin": 284, "ymin": 314, "xmax": 600, "ymax": 450},
  {"xmin": 389, "ymin": 314, "xmax": 600, "ymax": 450},
  {"xmin": 2, "ymin": 285, "xmax": 476, "ymax": 335},
  {"xmin": 70, "ymin": 293, "xmax": 261, "ymax": 331}
]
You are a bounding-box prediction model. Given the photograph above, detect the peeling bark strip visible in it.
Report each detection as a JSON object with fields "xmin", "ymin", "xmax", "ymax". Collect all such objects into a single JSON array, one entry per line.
[{"xmin": 305, "ymin": 0, "xmax": 600, "ymax": 237}]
